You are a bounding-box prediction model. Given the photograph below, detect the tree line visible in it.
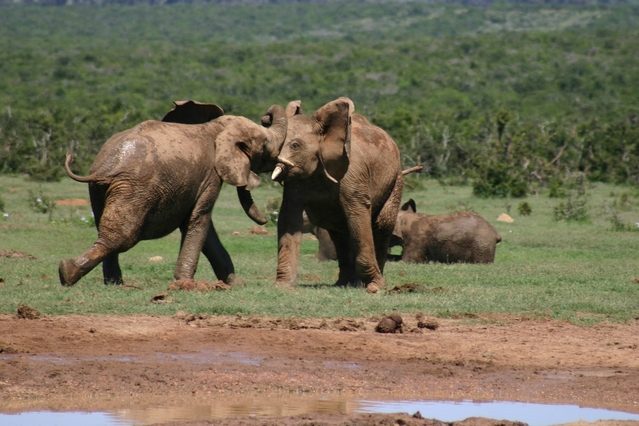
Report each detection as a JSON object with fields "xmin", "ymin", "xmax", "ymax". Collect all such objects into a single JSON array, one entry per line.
[{"xmin": 0, "ymin": 0, "xmax": 637, "ymax": 195}]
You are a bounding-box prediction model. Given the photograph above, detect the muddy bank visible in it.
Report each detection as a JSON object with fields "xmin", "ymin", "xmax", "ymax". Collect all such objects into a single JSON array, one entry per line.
[{"xmin": 0, "ymin": 314, "xmax": 638, "ymax": 423}]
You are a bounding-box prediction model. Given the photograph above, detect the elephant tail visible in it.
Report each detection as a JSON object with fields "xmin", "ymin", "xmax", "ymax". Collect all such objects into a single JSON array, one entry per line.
[
  {"xmin": 64, "ymin": 152, "xmax": 98, "ymax": 183},
  {"xmin": 401, "ymin": 165, "xmax": 423, "ymax": 176}
]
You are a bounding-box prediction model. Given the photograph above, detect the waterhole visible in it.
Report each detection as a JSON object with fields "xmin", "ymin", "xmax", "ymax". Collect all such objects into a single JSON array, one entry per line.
[{"xmin": 2, "ymin": 398, "xmax": 639, "ymax": 425}]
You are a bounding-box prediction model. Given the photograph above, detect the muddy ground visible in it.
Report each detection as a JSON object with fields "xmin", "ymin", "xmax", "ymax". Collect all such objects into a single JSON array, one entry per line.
[{"xmin": 0, "ymin": 313, "xmax": 638, "ymax": 425}]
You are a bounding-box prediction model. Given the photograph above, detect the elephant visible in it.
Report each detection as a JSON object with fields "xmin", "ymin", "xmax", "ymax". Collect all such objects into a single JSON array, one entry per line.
[
  {"xmin": 391, "ymin": 199, "xmax": 502, "ymax": 264},
  {"xmin": 302, "ymin": 211, "xmax": 337, "ymax": 262},
  {"xmin": 58, "ymin": 100, "xmax": 287, "ymax": 287},
  {"xmin": 302, "ymin": 166, "xmax": 423, "ymax": 263},
  {"xmin": 270, "ymin": 97, "xmax": 403, "ymax": 293}
]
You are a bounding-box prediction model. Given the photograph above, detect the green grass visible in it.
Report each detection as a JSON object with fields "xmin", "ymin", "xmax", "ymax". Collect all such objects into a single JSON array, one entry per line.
[{"xmin": 1, "ymin": 174, "xmax": 638, "ymax": 324}]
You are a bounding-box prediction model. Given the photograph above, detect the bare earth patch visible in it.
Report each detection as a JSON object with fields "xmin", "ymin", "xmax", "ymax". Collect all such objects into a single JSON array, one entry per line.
[
  {"xmin": 0, "ymin": 314, "xmax": 637, "ymax": 424},
  {"xmin": 55, "ymin": 198, "xmax": 90, "ymax": 206}
]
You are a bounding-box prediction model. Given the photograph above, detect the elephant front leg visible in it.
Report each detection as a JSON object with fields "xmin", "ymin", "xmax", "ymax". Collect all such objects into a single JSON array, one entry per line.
[
  {"xmin": 175, "ymin": 213, "xmax": 210, "ymax": 281},
  {"xmin": 328, "ymin": 230, "xmax": 358, "ymax": 287},
  {"xmin": 342, "ymin": 199, "xmax": 385, "ymax": 293},
  {"xmin": 276, "ymin": 189, "xmax": 304, "ymax": 287}
]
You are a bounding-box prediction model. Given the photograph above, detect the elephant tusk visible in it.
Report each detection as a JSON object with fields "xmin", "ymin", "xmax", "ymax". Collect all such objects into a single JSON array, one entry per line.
[
  {"xmin": 277, "ymin": 156, "xmax": 296, "ymax": 168},
  {"xmin": 271, "ymin": 164, "xmax": 284, "ymax": 181}
]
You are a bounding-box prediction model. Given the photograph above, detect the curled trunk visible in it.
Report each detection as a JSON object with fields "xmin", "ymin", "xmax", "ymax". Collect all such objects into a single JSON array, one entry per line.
[
  {"xmin": 237, "ymin": 186, "xmax": 268, "ymax": 225},
  {"xmin": 261, "ymin": 105, "xmax": 288, "ymax": 171}
]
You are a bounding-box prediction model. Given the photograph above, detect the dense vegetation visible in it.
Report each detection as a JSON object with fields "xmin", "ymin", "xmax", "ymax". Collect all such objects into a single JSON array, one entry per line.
[{"xmin": 0, "ymin": 1, "xmax": 638, "ymax": 193}]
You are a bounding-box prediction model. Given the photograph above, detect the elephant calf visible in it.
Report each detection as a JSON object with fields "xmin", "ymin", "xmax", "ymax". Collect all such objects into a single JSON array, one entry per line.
[
  {"xmin": 392, "ymin": 199, "xmax": 502, "ymax": 264},
  {"xmin": 59, "ymin": 100, "xmax": 287, "ymax": 286}
]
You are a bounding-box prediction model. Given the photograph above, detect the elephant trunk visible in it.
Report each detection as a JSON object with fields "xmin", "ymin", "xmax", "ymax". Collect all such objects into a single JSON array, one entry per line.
[
  {"xmin": 236, "ymin": 186, "xmax": 268, "ymax": 225},
  {"xmin": 261, "ymin": 105, "xmax": 288, "ymax": 170}
]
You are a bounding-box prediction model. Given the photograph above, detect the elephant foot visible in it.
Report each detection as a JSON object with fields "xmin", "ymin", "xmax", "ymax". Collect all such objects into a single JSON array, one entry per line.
[
  {"xmin": 365, "ymin": 278, "xmax": 385, "ymax": 294},
  {"xmin": 275, "ymin": 280, "xmax": 296, "ymax": 290},
  {"xmin": 224, "ymin": 273, "xmax": 244, "ymax": 287},
  {"xmin": 58, "ymin": 259, "xmax": 82, "ymax": 286},
  {"xmin": 104, "ymin": 276, "xmax": 124, "ymax": 285}
]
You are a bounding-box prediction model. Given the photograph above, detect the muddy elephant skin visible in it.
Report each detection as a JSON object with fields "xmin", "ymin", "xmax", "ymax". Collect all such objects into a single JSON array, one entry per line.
[
  {"xmin": 271, "ymin": 97, "xmax": 403, "ymax": 293},
  {"xmin": 393, "ymin": 199, "xmax": 502, "ymax": 264},
  {"xmin": 59, "ymin": 101, "xmax": 287, "ymax": 287}
]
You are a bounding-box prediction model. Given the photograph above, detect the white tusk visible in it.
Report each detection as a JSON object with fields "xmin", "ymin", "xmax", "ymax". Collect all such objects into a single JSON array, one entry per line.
[
  {"xmin": 271, "ymin": 165, "xmax": 283, "ymax": 180},
  {"xmin": 277, "ymin": 156, "xmax": 296, "ymax": 168}
]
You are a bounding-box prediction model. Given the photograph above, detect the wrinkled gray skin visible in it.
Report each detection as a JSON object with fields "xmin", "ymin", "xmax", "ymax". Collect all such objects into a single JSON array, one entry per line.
[
  {"xmin": 392, "ymin": 199, "xmax": 502, "ymax": 264},
  {"xmin": 59, "ymin": 101, "xmax": 287, "ymax": 286},
  {"xmin": 272, "ymin": 98, "xmax": 403, "ymax": 293}
]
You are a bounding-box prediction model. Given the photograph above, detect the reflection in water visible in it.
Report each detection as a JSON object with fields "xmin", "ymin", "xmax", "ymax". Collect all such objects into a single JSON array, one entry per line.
[{"xmin": 2, "ymin": 399, "xmax": 639, "ymax": 426}]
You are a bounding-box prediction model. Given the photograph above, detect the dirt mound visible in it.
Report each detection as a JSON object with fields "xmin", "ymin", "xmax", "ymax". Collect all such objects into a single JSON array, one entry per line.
[
  {"xmin": 168, "ymin": 279, "xmax": 231, "ymax": 292},
  {"xmin": 0, "ymin": 250, "xmax": 36, "ymax": 260},
  {"xmin": 375, "ymin": 314, "xmax": 404, "ymax": 333},
  {"xmin": 55, "ymin": 198, "xmax": 90, "ymax": 206},
  {"xmin": 16, "ymin": 304, "xmax": 41, "ymax": 319}
]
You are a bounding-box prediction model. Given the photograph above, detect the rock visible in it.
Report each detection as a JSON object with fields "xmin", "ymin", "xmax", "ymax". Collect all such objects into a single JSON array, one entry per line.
[
  {"xmin": 496, "ymin": 213, "xmax": 514, "ymax": 223},
  {"xmin": 375, "ymin": 314, "xmax": 403, "ymax": 333},
  {"xmin": 148, "ymin": 256, "xmax": 164, "ymax": 263}
]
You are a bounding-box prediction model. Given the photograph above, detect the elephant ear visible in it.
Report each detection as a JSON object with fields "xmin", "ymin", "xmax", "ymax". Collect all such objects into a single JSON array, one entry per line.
[
  {"xmin": 214, "ymin": 133, "xmax": 256, "ymax": 188},
  {"xmin": 314, "ymin": 97, "xmax": 353, "ymax": 183},
  {"xmin": 401, "ymin": 199, "xmax": 417, "ymax": 213},
  {"xmin": 286, "ymin": 100, "xmax": 302, "ymax": 117},
  {"xmin": 162, "ymin": 100, "xmax": 224, "ymax": 124}
]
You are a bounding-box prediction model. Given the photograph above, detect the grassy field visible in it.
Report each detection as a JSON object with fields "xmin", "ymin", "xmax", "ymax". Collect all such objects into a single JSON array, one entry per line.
[{"xmin": 0, "ymin": 174, "xmax": 638, "ymax": 324}]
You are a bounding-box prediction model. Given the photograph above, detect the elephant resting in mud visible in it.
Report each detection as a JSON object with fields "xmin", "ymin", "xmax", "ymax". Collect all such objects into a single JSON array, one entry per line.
[
  {"xmin": 59, "ymin": 100, "xmax": 287, "ymax": 286},
  {"xmin": 391, "ymin": 199, "xmax": 502, "ymax": 264},
  {"xmin": 270, "ymin": 97, "xmax": 403, "ymax": 293}
]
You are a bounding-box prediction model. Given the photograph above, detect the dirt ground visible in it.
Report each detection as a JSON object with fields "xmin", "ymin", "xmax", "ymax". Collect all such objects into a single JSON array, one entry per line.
[{"xmin": 0, "ymin": 313, "xmax": 638, "ymax": 425}]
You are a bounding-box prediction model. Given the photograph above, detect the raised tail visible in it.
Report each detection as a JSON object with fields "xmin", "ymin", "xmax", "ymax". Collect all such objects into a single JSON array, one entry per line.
[
  {"xmin": 401, "ymin": 165, "xmax": 424, "ymax": 176},
  {"xmin": 64, "ymin": 152, "xmax": 97, "ymax": 183}
]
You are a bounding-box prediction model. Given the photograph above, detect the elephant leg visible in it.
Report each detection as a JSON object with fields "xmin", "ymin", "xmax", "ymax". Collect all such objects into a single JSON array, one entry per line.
[
  {"xmin": 329, "ymin": 230, "xmax": 358, "ymax": 287},
  {"xmin": 200, "ymin": 219, "xmax": 237, "ymax": 285},
  {"xmin": 102, "ymin": 253, "xmax": 123, "ymax": 285},
  {"xmin": 59, "ymin": 217, "xmax": 142, "ymax": 286},
  {"xmin": 59, "ymin": 189, "xmax": 143, "ymax": 286},
  {"xmin": 276, "ymin": 188, "xmax": 304, "ymax": 287},
  {"xmin": 175, "ymin": 213, "xmax": 210, "ymax": 281},
  {"xmin": 373, "ymin": 176, "xmax": 403, "ymax": 273},
  {"xmin": 89, "ymin": 184, "xmax": 123, "ymax": 285},
  {"xmin": 341, "ymin": 198, "xmax": 384, "ymax": 293}
]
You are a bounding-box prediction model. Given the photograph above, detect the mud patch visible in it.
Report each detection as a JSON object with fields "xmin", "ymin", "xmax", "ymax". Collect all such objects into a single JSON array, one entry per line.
[
  {"xmin": 55, "ymin": 198, "xmax": 90, "ymax": 207},
  {"xmin": 168, "ymin": 279, "xmax": 231, "ymax": 292},
  {"xmin": 0, "ymin": 250, "xmax": 36, "ymax": 260},
  {"xmin": 16, "ymin": 304, "xmax": 41, "ymax": 320},
  {"xmin": 388, "ymin": 283, "xmax": 422, "ymax": 293}
]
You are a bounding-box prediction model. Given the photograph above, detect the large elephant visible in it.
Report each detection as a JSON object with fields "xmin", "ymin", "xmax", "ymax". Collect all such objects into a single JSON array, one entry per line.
[
  {"xmin": 270, "ymin": 97, "xmax": 402, "ymax": 293},
  {"xmin": 58, "ymin": 100, "xmax": 287, "ymax": 286},
  {"xmin": 392, "ymin": 199, "xmax": 502, "ymax": 264}
]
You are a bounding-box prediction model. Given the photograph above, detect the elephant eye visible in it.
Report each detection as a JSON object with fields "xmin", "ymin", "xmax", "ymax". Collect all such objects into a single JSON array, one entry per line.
[{"xmin": 290, "ymin": 140, "xmax": 301, "ymax": 150}]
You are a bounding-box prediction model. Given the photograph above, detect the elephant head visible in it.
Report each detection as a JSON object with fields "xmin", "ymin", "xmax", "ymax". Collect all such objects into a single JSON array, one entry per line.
[
  {"xmin": 162, "ymin": 100, "xmax": 287, "ymax": 225},
  {"xmin": 391, "ymin": 199, "xmax": 418, "ymax": 247},
  {"xmin": 271, "ymin": 97, "xmax": 353, "ymax": 184}
]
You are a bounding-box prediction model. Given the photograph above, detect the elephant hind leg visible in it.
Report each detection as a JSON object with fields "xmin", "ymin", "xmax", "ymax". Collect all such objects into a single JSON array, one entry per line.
[
  {"xmin": 373, "ymin": 176, "xmax": 403, "ymax": 273},
  {"xmin": 59, "ymin": 199, "xmax": 146, "ymax": 286}
]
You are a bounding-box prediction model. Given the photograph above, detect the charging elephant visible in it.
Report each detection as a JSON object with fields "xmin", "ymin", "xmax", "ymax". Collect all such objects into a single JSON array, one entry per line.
[
  {"xmin": 392, "ymin": 199, "xmax": 502, "ymax": 264},
  {"xmin": 270, "ymin": 97, "xmax": 402, "ymax": 293},
  {"xmin": 59, "ymin": 100, "xmax": 287, "ymax": 287}
]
